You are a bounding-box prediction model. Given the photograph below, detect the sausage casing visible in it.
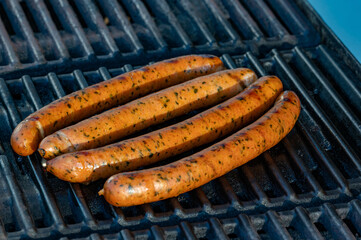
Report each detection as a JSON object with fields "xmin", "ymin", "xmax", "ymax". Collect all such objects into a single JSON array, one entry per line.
[
  {"xmin": 46, "ymin": 76, "xmax": 282, "ymax": 183},
  {"xmin": 99, "ymin": 90, "xmax": 301, "ymax": 207},
  {"xmin": 11, "ymin": 55, "xmax": 224, "ymax": 156}
]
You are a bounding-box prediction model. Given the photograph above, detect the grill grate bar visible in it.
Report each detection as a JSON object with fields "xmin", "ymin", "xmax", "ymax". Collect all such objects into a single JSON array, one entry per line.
[
  {"xmin": 349, "ymin": 200, "xmax": 361, "ymax": 234},
  {"xmin": 150, "ymin": 225, "xmax": 166, "ymax": 240},
  {"xmin": 0, "ymin": 155, "xmax": 37, "ymax": 237},
  {"xmin": 266, "ymin": 0, "xmax": 312, "ymax": 35},
  {"xmin": 2, "ymin": 0, "xmax": 45, "ymax": 63},
  {"xmin": 180, "ymin": 221, "xmax": 198, "ymax": 240},
  {"xmin": 120, "ymin": 229, "xmax": 134, "ymax": 239},
  {"xmin": 264, "ymin": 211, "xmax": 292, "ymax": 240},
  {"xmin": 123, "ymin": 0, "xmax": 167, "ymax": 51},
  {"xmin": 21, "ymin": 75, "xmax": 43, "ymax": 111},
  {"xmin": 209, "ymin": 218, "xmax": 230, "ymax": 239},
  {"xmin": 293, "ymin": 207, "xmax": 323, "ymax": 240},
  {"xmin": 241, "ymin": 165, "xmax": 271, "ymax": 206},
  {"xmin": 263, "ymin": 152, "xmax": 297, "ymax": 201},
  {"xmin": 97, "ymin": 0, "xmax": 143, "ymax": 54},
  {"xmin": 73, "ymin": 70, "xmax": 89, "ymax": 89},
  {"xmin": 0, "ymin": 18, "xmax": 20, "ymax": 65},
  {"xmin": 75, "ymin": 0, "xmax": 119, "ymax": 56},
  {"xmin": 245, "ymin": 52, "xmax": 267, "ymax": 76},
  {"xmin": 240, "ymin": 0, "xmax": 288, "ymax": 37},
  {"xmin": 177, "ymin": 0, "xmax": 216, "ymax": 46},
  {"xmin": 53, "ymin": 0, "xmax": 95, "ymax": 58},
  {"xmin": 68, "ymin": 184, "xmax": 98, "ymax": 229},
  {"xmin": 220, "ymin": 0, "xmax": 264, "ymax": 40},
  {"xmin": 26, "ymin": 0, "xmax": 70, "ymax": 60},
  {"xmin": 203, "ymin": 0, "xmax": 241, "ymax": 43},
  {"xmin": 237, "ymin": 214, "xmax": 260, "ymax": 240},
  {"xmin": 218, "ymin": 176, "xmax": 243, "ymax": 210},
  {"xmin": 282, "ymin": 135, "xmax": 326, "ymax": 197},
  {"xmin": 321, "ymin": 203, "xmax": 355, "ymax": 240},
  {"xmin": 0, "ymin": 79, "xmax": 22, "ymax": 128},
  {"xmin": 47, "ymin": 72, "xmax": 66, "ymax": 98},
  {"xmin": 146, "ymin": 0, "xmax": 192, "ymax": 49}
]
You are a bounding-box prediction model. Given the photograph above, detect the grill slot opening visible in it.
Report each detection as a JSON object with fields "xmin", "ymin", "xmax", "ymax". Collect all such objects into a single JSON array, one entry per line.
[
  {"xmin": 224, "ymin": 168, "xmax": 257, "ymax": 202},
  {"xmin": 177, "ymin": 191, "xmax": 202, "ymax": 209},
  {"xmin": 81, "ymin": 182, "xmax": 114, "ymax": 221},
  {"xmin": 20, "ymin": 1, "xmax": 40, "ymax": 33},
  {"xmin": 120, "ymin": 205, "xmax": 145, "ymax": 219},
  {"xmin": 343, "ymin": 218, "xmax": 360, "ymax": 237},
  {"xmin": 200, "ymin": 180, "xmax": 230, "ymax": 206},
  {"xmin": 119, "ymin": 0, "xmax": 161, "ymax": 51},
  {"xmin": 94, "ymin": 0, "xmax": 111, "ymax": 27},
  {"xmin": 191, "ymin": 0, "xmax": 234, "ymax": 45},
  {"xmin": 239, "ymin": 0, "xmax": 276, "ymax": 38},
  {"xmin": 262, "ymin": 0, "xmax": 293, "ymax": 35},
  {"xmin": 43, "ymin": 0, "xmax": 64, "ymax": 31},
  {"xmin": 314, "ymin": 222, "xmax": 331, "ymax": 239},
  {"xmin": 0, "ymin": 3, "xmax": 16, "ymax": 36},
  {"xmin": 68, "ymin": 0, "xmax": 88, "ymax": 28},
  {"xmin": 219, "ymin": 0, "xmax": 259, "ymax": 40},
  {"xmin": 165, "ymin": 0, "xmax": 208, "ymax": 46},
  {"xmin": 246, "ymin": 157, "xmax": 285, "ymax": 198},
  {"xmin": 68, "ymin": 0, "xmax": 109, "ymax": 56},
  {"xmin": 142, "ymin": 0, "xmax": 185, "ymax": 49},
  {"xmin": 272, "ymin": 151, "xmax": 311, "ymax": 195},
  {"xmin": 149, "ymin": 199, "xmax": 173, "ymax": 215}
]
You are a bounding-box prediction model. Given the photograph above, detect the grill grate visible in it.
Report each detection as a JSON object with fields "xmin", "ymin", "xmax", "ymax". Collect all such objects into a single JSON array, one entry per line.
[
  {"xmin": 0, "ymin": 0, "xmax": 319, "ymax": 79},
  {"xmin": 45, "ymin": 200, "xmax": 361, "ymax": 239},
  {"xmin": 0, "ymin": 46, "xmax": 360, "ymax": 238},
  {"xmin": 0, "ymin": 0, "xmax": 361, "ymax": 239}
]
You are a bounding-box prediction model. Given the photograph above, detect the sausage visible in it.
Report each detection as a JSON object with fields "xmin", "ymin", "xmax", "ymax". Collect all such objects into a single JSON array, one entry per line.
[
  {"xmin": 11, "ymin": 55, "xmax": 224, "ymax": 156},
  {"xmin": 46, "ymin": 76, "xmax": 283, "ymax": 183},
  {"xmin": 99, "ymin": 90, "xmax": 301, "ymax": 207},
  {"xmin": 39, "ymin": 68, "xmax": 257, "ymax": 159}
]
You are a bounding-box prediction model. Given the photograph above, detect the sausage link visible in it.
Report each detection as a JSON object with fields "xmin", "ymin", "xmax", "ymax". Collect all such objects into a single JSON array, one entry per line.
[
  {"xmin": 46, "ymin": 76, "xmax": 282, "ymax": 183},
  {"xmin": 39, "ymin": 69, "xmax": 256, "ymax": 159},
  {"xmin": 99, "ymin": 90, "xmax": 301, "ymax": 207},
  {"xmin": 39, "ymin": 69, "xmax": 257, "ymax": 159},
  {"xmin": 11, "ymin": 55, "xmax": 224, "ymax": 156}
]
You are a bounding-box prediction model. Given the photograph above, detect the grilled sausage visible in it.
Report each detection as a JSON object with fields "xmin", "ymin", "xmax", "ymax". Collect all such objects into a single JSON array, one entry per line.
[
  {"xmin": 39, "ymin": 68, "xmax": 257, "ymax": 159},
  {"xmin": 46, "ymin": 76, "xmax": 282, "ymax": 183},
  {"xmin": 99, "ymin": 90, "xmax": 301, "ymax": 207},
  {"xmin": 11, "ymin": 55, "xmax": 224, "ymax": 156}
]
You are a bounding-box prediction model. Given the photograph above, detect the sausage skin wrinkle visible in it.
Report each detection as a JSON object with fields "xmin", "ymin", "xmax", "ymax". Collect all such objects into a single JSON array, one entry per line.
[
  {"xmin": 46, "ymin": 76, "xmax": 283, "ymax": 183},
  {"xmin": 39, "ymin": 68, "xmax": 257, "ymax": 159},
  {"xmin": 11, "ymin": 55, "xmax": 224, "ymax": 156},
  {"xmin": 99, "ymin": 90, "xmax": 301, "ymax": 207}
]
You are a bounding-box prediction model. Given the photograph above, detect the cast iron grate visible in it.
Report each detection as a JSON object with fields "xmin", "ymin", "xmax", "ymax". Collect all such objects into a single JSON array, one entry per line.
[
  {"xmin": 59, "ymin": 200, "xmax": 361, "ymax": 239},
  {"xmin": 0, "ymin": 0, "xmax": 319, "ymax": 79},
  {"xmin": 0, "ymin": 44, "xmax": 360, "ymax": 238}
]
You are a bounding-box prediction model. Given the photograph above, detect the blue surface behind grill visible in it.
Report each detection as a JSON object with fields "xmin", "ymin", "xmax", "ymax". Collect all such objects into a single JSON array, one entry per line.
[{"xmin": 308, "ymin": 0, "xmax": 361, "ymax": 63}]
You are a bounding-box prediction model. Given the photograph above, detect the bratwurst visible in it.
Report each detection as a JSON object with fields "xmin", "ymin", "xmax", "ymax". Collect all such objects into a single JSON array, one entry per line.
[
  {"xmin": 99, "ymin": 90, "xmax": 300, "ymax": 207},
  {"xmin": 46, "ymin": 76, "xmax": 282, "ymax": 183},
  {"xmin": 11, "ymin": 55, "xmax": 224, "ymax": 156},
  {"xmin": 39, "ymin": 68, "xmax": 256, "ymax": 159}
]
